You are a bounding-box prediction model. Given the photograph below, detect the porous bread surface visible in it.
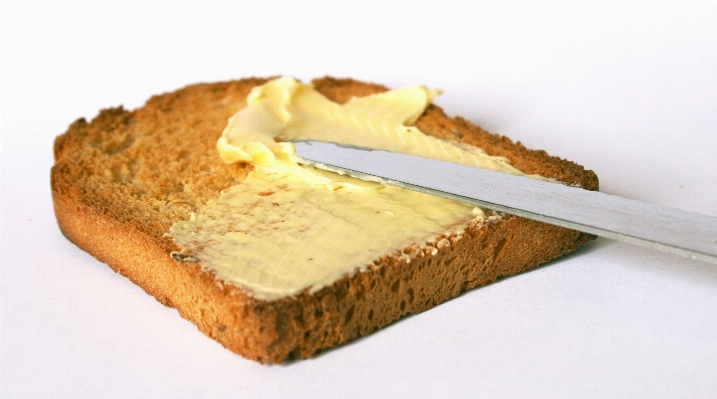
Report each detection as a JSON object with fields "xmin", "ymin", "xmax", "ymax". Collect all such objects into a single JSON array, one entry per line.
[{"xmin": 52, "ymin": 77, "xmax": 598, "ymax": 363}]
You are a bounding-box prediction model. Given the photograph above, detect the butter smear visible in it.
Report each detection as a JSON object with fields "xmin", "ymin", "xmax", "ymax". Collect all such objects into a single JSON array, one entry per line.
[{"xmin": 169, "ymin": 77, "xmax": 523, "ymax": 301}]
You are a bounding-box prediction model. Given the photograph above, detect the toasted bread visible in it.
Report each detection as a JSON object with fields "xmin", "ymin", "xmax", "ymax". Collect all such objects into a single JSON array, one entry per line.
[{"xmin": 51, "ymin": 77, "xmax": 598, "ymax": 363}]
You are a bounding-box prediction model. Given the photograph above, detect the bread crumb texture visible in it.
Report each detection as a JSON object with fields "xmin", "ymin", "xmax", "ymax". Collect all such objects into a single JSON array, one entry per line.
[{"xmin": 52, "ymin": 77, "xmax": 598, "ymax": 363}]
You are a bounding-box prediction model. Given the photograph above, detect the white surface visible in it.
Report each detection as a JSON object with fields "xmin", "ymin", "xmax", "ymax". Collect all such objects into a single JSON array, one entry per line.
[{"xmin": 2, "ymin": 2, "xmax": 717, "ymax": 398}]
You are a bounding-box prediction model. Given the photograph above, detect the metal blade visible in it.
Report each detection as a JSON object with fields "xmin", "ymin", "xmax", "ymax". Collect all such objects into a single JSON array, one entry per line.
[{"xmin": 291, "ymin": 140, "xmax": 717, "ymax": 264}]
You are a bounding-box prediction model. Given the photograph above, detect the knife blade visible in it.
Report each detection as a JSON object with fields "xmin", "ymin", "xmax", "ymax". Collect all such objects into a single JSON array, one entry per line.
[{"xmin": 290, "ymin": 140, "xmax": 717, "ymax": 265}]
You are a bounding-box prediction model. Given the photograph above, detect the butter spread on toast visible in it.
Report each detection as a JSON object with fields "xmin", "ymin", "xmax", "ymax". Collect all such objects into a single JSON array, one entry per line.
[{"xmin": 169, "ymin": 77, "xmax": 517, "ymax": 300}]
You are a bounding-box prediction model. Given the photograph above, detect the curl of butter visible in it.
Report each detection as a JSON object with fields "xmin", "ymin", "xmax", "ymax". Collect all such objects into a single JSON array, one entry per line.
[{"xmin": 216, "ymin": 76, "xmax": 523, "ymax": 188}]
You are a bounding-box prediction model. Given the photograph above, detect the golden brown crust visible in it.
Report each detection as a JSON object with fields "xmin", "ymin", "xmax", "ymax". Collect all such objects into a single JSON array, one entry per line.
[{"xmin": 52, "ymin": 76, "xmax": 598, "ymax": 363}]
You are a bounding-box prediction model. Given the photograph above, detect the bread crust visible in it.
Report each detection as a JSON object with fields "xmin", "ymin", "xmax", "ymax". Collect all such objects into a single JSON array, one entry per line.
[{"xmin": 51, "ymin": 77, "xmax": 598, "ymax": 363}]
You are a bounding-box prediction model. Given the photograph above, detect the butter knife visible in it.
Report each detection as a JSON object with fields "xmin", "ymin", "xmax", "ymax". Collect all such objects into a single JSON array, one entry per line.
[{"xmin": 290, "ymin": 140, "xmax": 717, "ymax": 265}]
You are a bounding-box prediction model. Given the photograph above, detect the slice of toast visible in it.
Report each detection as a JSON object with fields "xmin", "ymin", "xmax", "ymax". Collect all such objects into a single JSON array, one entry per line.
[{"xmin": 51, "ymin": 77, "xmax": 598, "ymax": 363}]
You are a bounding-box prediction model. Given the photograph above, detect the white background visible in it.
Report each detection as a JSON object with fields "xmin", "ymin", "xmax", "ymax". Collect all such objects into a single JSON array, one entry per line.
[{"xmin": 2, "ymin": 2, "xmax": 717, "ymax": 398}]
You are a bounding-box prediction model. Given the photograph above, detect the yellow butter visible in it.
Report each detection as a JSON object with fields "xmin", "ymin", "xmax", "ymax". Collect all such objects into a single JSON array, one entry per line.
[
  {"xmin": 169, "ymin": 171, "xmax": 483, "ymax": 299},
  {"xmin": 216, "ymin": 76, "xmax": 524, "ymax": 186},
  {"xmin": 169, "ymin": 77, "xmax": 522, "ymax": 301}
]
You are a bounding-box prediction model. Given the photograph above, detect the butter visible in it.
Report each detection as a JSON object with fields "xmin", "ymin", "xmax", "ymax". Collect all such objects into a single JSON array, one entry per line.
[
  {"xmin": 216, "ymin": 76, "xmax": 524, "ymax": 187},
  {"xmin": 169, "ymin": 77, "xmax": 524, "ymax": 301},
  {"xmin": 169, "ymin": 171, "xmax": 482, "ymax": 299}
]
